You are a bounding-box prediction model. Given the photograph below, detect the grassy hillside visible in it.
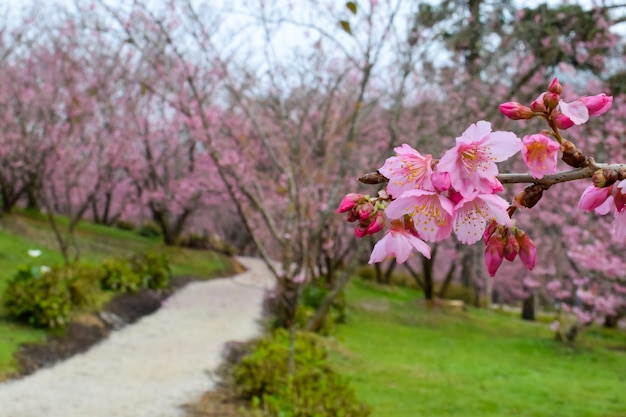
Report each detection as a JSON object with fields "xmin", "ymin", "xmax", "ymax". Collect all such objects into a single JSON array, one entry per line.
[
  {"xmin": 0, "ymin": 211, "xmax": 240, "ymax": 379},
  {"xmin": 330, "ymin": 279, "xmax": 626, "ymax": 417}
]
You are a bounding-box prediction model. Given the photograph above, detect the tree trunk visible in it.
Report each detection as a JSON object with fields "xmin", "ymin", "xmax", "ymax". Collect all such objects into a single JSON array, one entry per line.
[
  {"xmin": 604, "ymin": 315, "xmax": 619, "ymax": 328},
  {"xmin": 304, "ymin": 272, "xmax": 350, "ymax": 333},
  {"xmin": 521, "ymin": 292, "xmax": 536, "ymax": 321}
]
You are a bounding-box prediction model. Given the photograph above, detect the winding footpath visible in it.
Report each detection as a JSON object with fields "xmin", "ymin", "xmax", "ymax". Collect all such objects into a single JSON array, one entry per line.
[{"xmin": 0, "ymin": 257, "xmax": 274, "ymax": 417}]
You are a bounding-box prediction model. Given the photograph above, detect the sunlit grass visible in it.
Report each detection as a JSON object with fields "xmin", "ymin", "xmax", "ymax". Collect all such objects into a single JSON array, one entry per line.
[{"xmin": 330, "ymin": 279, "xmax": 626, "ymax": 417}]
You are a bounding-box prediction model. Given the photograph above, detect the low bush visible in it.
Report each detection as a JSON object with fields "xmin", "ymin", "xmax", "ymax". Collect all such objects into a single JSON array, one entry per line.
[
  {"xmin": 114, "ymin": 219, "xmax": 136, "ymax": 231},
  {"xmin": 233, "ymin": 329, "xmax": 370, "ymax": 417},
  {"xmin": 100, "ymin": 258, "xmax": 143, "ymax": 293},
  {"xmin": 296, "ymin": 277, "xmax": 346, "ymax": 335},
  {"xmin": 3, "ymin": 265, "xmax": 73, "ymax": 328},
  {"xmin": 136, "ymin": 222, "xmax": 161, "ymax": 238},
  {"xmin": 177, "ymin": 233, "xmax": 237, "ymax": 255},
  {"xmin": 100, "ymin": 252, "xmax": 171, "ymax": 292},
  {"xmin": 129, "ymin": 252, "xmax": 171, "ymax": 290}
]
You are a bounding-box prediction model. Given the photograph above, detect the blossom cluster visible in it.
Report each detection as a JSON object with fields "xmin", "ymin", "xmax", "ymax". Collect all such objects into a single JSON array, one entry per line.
[
  {"xmin": 338, "ymin": 78, "xmax": 616, "ymax": 278},
  {"xmin": 339, "ymin": 120, "xmax": 529, "ymax": 274}
]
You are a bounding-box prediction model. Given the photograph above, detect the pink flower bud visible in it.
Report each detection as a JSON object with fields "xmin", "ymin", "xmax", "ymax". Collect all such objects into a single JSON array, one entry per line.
[
  {"xmin": 337, "ymin": 193, "xmax": 363, "ymax": 213},
  {"xmin": 356, "ymin": 202, "xmax": 375, "ymax": 221},
  {"xmin": 543, "ymin": 92, "xmax": 560, "ymax": 110},
  {"xmin": 553, "ymin": 113, "xmax": 575, "ymax": 130},
  {"xmin": 530, "ymin": 94, "xmax": 546, "ymax": 113},
  {"xmin": 431, "ymin": 170, "xmax": 451, "ymax": 192},
  {"xmin": 499, "ymin": 102, "xmax": 534, "ymax": 120},
  {"xmin": 503, "ymin": 231, "xmax": 519, "ymax": 262},
  {"xmin": 515, "ymin": 229, "xmax": 536, "ymax": 271},
  {"xmin": 354, "ymin": 224, "xmax": 367, "ymax": 238},
  {"xmin": 366, "ymin": 211, "xmax": 385, "ymax": 235},
  {"xmin": 483, "ymin": 220, "xmax": 498, "ymax": 244},
  {"xmin": 577, "ymin": 185, "xmax": 612, "ymax": 212},
  {"xmin": 547, "ymin": 78, "xmax": 563, "ymax": 95},
  {"xmin": 485, "ymin": 233, "xmax": 505, "ymax": 277},
  {"xmin": 580, "ymin": 93, "xmax": 613, "ymax": 117}
]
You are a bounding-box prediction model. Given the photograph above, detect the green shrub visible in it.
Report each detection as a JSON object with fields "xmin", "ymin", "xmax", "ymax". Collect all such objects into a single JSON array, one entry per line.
[
  {"xmin": 114, "ymin": 219, "xmax": 136, "ymax": 231},
  {"xmin": 177, "ymin": 233, "xmax": 237, "ymax": 255},
  {"xmin": 129, "ymin": 252, "xmax": 171, "ymax": 290},
  {"xmin": 137, "ymin": 222, "xmax": 161, "ymax": 238},
  {"xmin": 100, "ymin": 252, "xmax": 171, "ymax": 292},
  {"xmin": 65, "ymin": 263, "xmax": 103, "ymax": 307},
  {"xmin": 3, "ymin": 265, "xmax": 72, "ymax": 328},
  {"xmin": 233, "ymin": 329, "xmax": 370, "ymax": 417},
  {"xmin": 296, "ymin": 277, "xmax": 347, "ymax": 335},
  {"xmin": 100, "ymin": 258, "xmax": 143, "ymax": 293}
]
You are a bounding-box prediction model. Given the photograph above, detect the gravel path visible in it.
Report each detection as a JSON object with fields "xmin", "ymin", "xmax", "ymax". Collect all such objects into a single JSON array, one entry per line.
[{"xmin": 0, "ymin": 257, "xmax": 274, "ymax": 417}]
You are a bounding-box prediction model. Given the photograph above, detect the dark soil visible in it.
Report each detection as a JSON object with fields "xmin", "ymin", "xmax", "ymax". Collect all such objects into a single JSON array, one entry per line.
[{"xmin": 14, "ymin": 276, "xmax": 197, "ymax": 377}]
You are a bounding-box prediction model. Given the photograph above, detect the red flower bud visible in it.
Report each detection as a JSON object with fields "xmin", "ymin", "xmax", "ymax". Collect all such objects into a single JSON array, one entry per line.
[
  {"xmin": 337, "ymin": 193, "xmax": 363, "ymax": 213},
  {"xmin": 499, "ymin": 102, "xmax": 535, "ymax": 120},
  {"xmin": 547, "ymin": 78, "xmax": 563, "ymax": 95},
  {"xmin": 543, "ymin": 92, "xmax": 560, "ymax": 111},
  {"xmin": 503, "ymin": 230, "xmax": 519, "ymax": 262},
  {"xmin": 530, "ymin": 94, "xmax": 546, "ymax": 113},
  {"xmin": 553, "ymin": 113, "xmax": 575, "ymax": 130},
  {"xmin": 515, "ymin": 229, "xmax": 536, "ymax": 271},
  {"xmin": 580, "ymin": 94, "xmax": 613, "ymax": 117},
  {"xmin": 485, "ymin": 233, "xmax": 505, "ymax": 277}
]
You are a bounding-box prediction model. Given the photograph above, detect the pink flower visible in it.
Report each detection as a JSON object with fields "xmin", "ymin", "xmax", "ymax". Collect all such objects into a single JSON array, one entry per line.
[
  {"xmin": 558, "ymin": 100, "xmax": 589, "ymax": 125},
  {"xmin": 556, "ymin": 94, "xmax": 613, "ymax": 128},
  {"xmin": 613, "ymin": 209, "xmax": 626, "ymax": 240},
  {"xmin": 452, "ymin": 193, "xmax": 511, "ymax": 244},
  {"xmin": 368, "ymin": 221, "xmax": 431, "ymax": 264},
  {"xmin": 521, "ymin": 133, "xmax": 560, "ymax": 179},
  {"xmin": 523, "ymin": 277, "xmax": 540, "ymax": 289},
  {"xmin": 379, "ymin": 144, "xmax": 433, "ymax": 198},
  {"xmin": 580, "ymin": 94, "xmax": 613, "ymax": 117},
  {"xmin": 550, "ymin": 321, "xmax": 560, "ymax": 332},
  {"xmin": 384, "ymin": 189, "xmax": 454, "ymax": 242},
  {"xmin": 578, "ymin": 185, "xmax": 612, "ymax": 212},
  {"xmin": 437, "ymin": 121, "xmax": 521, "ymax": 197},
  {"xmin": 484, "ymin": 232, "xmax": 505, "ymax": 277},
  {"xmin": 576, "ymin": 288, "xmax": 596, "ymax": 306}
]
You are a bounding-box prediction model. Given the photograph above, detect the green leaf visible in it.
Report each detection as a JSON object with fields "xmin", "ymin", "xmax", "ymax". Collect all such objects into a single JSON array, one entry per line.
[
  {"xmin": 346, "ymin": 1, "xmax": 357, "ymax": 15},
  {"xmin": 339, "ymin": 20, "xmax": 352, "ymax": 35}
]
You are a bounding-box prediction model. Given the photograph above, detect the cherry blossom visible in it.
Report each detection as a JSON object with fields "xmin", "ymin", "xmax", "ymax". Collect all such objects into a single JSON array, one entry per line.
[
  {"xmin": 378, "ymin": 144, "xmax": 433, "ymax": 198},
  {"xmin": 368, "ymin": 220, "xmax": 431, "ymax": 264},
  {"xmin": 384, "ymin": 189, "xmax": 454, "ymax": 242},
  {"xmin": 452, "ymin": 193, "xmax": 511, "ymax": 244},
  {"xmin": 436, "ymin": 121, "xmax": 521, "ymax": 197},
  {"xmin": 521, "ymin": 133, "xmax": 560, "ymax": 179}
]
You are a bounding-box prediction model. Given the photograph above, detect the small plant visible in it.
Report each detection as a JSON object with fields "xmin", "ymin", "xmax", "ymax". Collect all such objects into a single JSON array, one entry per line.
[
  {"xmin": 100, "ymin": 258, "xmax": 143, "ymax": 293},
  {"xmin": 297, "ymin": 278, "xmax": 347, "ymax": 335},
  {"xmin": 114, "ymin": 219, "xmax": 136, "ymax": 231},
  {"xmin": 100, "ymin": 252, "xmax": 171, "ymax": 292},
  {"xmin": 3, "ymin": 265, "xmax": 72, "ymax": 328},
  {"xmin": 129, "ymin": 252, "xmax": 171, "ymax": 290},
  {"xmin": 136, "ymin": 222, "xmax": 162, "ymax": 238},
  {"xmin": 233, "ymin": 329, "xmax": 370, "ymax": 417}
]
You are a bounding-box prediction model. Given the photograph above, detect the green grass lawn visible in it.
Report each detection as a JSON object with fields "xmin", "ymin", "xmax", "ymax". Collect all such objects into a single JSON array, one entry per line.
[
  {"xmin": 330, "ymin": 279, "xmax": 626, "ymax": 417},
  {"xmin": 0, "ymin": 212, "xmax": 239, "ymax": 380}
]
